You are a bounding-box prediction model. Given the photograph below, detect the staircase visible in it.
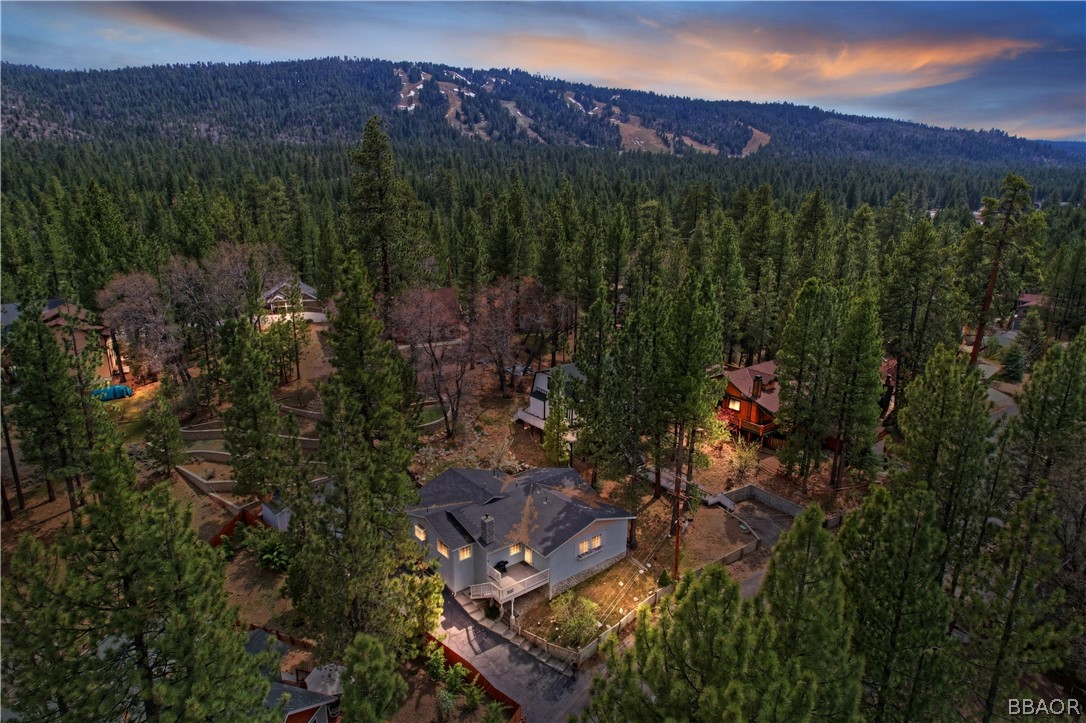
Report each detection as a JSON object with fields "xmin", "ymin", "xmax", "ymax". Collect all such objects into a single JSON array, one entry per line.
[{"xmin": 453, "ymin": 591, "xmax": 573, "ymax": 675}]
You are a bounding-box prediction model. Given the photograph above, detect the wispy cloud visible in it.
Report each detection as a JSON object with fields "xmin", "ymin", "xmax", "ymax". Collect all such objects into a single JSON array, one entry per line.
[{"xmin": 93, "ymin": 27, "xmax": 144, "ymax": 44}]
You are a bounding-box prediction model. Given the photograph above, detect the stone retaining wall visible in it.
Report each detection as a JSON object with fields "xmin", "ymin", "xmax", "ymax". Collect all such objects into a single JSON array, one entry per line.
[
  {"xmin": 724, "ymin": 484, "xmax": 805, "ymax": 517},
  {"xmin": 548, "ymin": 549, "xmax": 627, "ymax": 598},
  {"xmin": 175, "ymin": 466, "xmax": 241, "ymax": 507},
  {"xmin": 279, "ymin": 404, "xmax": 323, "ymax": 421},
  {"xmin": 187, "ymin": 449, "xmax": 233, "ymax": 464},
  {"xmin": 181, "ymin": 428, "xmax": 225, "ymax": 442}
]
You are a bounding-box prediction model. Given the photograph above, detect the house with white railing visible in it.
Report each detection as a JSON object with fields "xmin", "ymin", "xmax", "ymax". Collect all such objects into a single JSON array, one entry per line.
[{"xmin": 408, "ymin": 468, "xmax": 633, "ymax": 604}]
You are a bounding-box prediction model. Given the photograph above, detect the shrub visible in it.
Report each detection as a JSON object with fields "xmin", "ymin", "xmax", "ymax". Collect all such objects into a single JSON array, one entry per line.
[
  {"xmin": 463, "ymin": 679, "xmax": 485, "ymax": 712},
  {"xmin": 482, "ymin": 700, "xmax": 508, "ymax": 723},
  {"xmin": 436, "ymin": 688, "xmax": 457, "ymax": 720},
  {"xmin": 550, "ymin": 592, "xmax": 600, "ymax": 648},
  {"xmin": 1002, "ymin": 343, "xmax": 1026, "ymax": 382},
  {"xmin": 657, "ymin": 569, "xmax": 672, "ymax": 587},
  {"xmin": 444, "ymin": 662, "xmax": 469, "ymax": 695},
  {"xmin": 425, "ymin": 640, "xmax": 447, "ymax": 681},
  {"xmin": 240, "ymin": 524, "xmax": 289, "ymax": 572}
]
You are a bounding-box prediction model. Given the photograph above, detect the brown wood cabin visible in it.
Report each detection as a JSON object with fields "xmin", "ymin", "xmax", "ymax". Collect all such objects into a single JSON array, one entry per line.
[
  {"xmin": 2, "ymin": 302, "xmax": 122, "ymax": 384},
  {"xmin": 716, "ymin": 360, "xmax": 780, "ymax": 442}
]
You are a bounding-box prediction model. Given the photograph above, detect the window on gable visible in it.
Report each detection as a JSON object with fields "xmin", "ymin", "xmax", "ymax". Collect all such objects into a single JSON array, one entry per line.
[
  {"xmin": 437, "ymin": 541, "xmax": 449, "ymax": 557},
  {"xmin": 414, "ymin": 524, "xmax": 427, "ymax": 542},
  {"xmin": 458, "ymin": 546, "xmax": 472, "ymax": 561},
  {"xmin": 578, "ymin": 534, "xmax": 603, "ymax": 558},
  {"xmin": 727, "ymin": 397, "xmax": 742, "ymax": 412}
]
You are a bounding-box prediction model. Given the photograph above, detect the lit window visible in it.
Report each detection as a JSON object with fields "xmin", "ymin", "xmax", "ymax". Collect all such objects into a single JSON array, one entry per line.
[
  {"xmin": 524, "ymin": 547, "xmax": 533, "ymax": 565},
  {"xmin": 458, "ymin": 546, "xmax": 472, "ymax": 561},
  {"xmin": 414, "ymin": 524, "xmax": 427, "ymax": 542},
  {"xmin": 510, "ymin": 543, "xmax": 522, "ymax": 555},
  {"xmin": 727, "ymin": 397, "xmax": 742, "ymax": 412},
  {"xmin": 578, "ymin": 534, "xmax": 603, "ymax": 558},
  {"xmin": 437, "ymin": 541, "xmax": 449, "ymax": 558}
]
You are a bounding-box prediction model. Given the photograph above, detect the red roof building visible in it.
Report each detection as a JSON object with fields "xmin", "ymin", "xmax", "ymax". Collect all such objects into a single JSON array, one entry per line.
[{"xmin": 717, "ymin": 360, "xmax": 780, "ymax": 440}]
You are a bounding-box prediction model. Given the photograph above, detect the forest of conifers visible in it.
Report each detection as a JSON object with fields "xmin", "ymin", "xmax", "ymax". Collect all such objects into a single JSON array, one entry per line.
[{"xmin": 1, "ymin": 58, "xmax": 1085, "ymax": 720}]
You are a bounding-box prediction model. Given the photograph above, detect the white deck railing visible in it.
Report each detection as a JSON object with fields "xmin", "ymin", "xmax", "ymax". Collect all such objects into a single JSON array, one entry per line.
[{"xmin": 469, "ymin": 569, "xmax": 550, "ymax": 602}]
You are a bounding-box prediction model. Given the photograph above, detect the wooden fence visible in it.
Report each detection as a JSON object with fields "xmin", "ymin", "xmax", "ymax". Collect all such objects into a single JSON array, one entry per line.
[
  {"xmin": 573, "ymin": 584, "xmax": 676, "ymax": 664},
  {"xmin": 248, "ymin": 623, "xmax": 314, "ymax": 651},
  {"xmin": 426, "ymin": 634, "xmax": 523, "ymax": 723},
  {"xmin": 210, "ymin": 506, "xmax": 268, "ymax": 547}
]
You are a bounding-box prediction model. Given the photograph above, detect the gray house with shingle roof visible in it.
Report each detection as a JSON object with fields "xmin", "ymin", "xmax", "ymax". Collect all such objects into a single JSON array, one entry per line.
[{"xmin": 408, "ymin": 468, "xmax": 633, "ymax": 602}]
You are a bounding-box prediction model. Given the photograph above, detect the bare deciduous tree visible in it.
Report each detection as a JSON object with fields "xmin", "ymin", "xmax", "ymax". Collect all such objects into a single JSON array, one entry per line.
[
  {"xmin": 390, "ymin": 287, "xmax": 471, "ymax": 438},
  {"xmin": 97, "ymin": 272, "xmax": 182, "ymax": 381},
  {"xmin": 472, "ymin": 280, "xmax": 518, "ymax": 397}
]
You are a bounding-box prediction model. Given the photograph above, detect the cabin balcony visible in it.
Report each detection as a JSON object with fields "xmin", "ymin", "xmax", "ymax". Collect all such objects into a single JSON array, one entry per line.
[
  {"xmin": 718, "ymin": 408, "xmax": 777, "ymax": 438},
  {"xmin": 468, "ymin": 562, "xmax": 550, "ymax": 603}
]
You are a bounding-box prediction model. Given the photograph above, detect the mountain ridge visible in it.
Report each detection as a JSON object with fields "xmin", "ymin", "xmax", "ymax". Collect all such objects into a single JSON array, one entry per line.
[{"xmin": 1, "ymin": 56, "xmax": 1077, "ymax": 167}]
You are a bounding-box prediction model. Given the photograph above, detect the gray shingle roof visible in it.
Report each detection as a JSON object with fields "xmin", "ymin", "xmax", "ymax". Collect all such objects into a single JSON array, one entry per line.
[
  {"xmin": 411, "ymin": 468, "xmax": 632, "ymax": 557},
  {"xmin": 246, "ymin": 629, "xmax": 288, "ymax": 660},
  {"xmin": 265, "ymin": 682, "xmax": 336, "ymax": 714}
]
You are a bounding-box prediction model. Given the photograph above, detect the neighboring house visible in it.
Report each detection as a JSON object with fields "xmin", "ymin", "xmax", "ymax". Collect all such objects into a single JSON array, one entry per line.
[
  {"xmin": 3, "ymin": 301, "xmax": 123, "ymax": 383},
  {"xmin": 408, "ymin": 467, "xmax": 634, "ymax": 602},
  {"xmin": 266, "ymin": 683, "xmax": 338, "ymax": 723},
  {"xmin": 246, "ymin": 629, "xmax": 339, "ymax": 723},
  {"xmin": 513, "ymin": 362, "xmax": 583, "ymax": 433},
  {"xmin": 1011, "ymin": 293, "xmax": 1047, "ymax": 330},
  {"xmin": 717, "ymin": 360, "xmax": 780, "ymax": 441},
  {"xmin": 263, "ymin": 278, "xmax": 326, "ymax": 322},
  {"xmin": 262, "ymin": 492, "xmax": 292, "ymax": 531}
]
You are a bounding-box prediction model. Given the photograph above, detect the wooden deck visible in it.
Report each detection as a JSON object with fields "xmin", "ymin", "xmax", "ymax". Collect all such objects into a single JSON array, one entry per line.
[{"xmin": 470, "ymin": 563, "xmax": 550, "ymax": 603}]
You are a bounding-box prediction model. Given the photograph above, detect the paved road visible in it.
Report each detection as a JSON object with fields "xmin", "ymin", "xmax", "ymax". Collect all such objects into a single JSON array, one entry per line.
[
  {"xmin": 740, "ymin": 568, "xmax": 765, "ymax": 598},
  {"xmin": 438, "ymin": 590, "xmax": 594, "ymax": 723}
]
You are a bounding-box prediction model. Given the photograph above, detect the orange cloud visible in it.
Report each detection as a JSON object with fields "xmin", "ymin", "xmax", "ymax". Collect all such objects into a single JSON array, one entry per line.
[{"xmin": 490, "ymin": 25, "xmax": 1041, "ymax": 104}]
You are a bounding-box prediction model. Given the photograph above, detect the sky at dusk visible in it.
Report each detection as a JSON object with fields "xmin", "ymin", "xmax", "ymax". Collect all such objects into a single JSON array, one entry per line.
[{"xmin": 2, "ymin": 2, "xmax": 1083, "ymax": 141}]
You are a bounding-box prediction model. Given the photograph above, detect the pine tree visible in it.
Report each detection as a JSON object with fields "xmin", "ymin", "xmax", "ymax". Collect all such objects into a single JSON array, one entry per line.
[
  {"xmin": 827, "ymin": 289, "xmax": 885, "ymax": 491},
  {"xmin": 1006, "ymin": 330, "xmax": 1086, "ymax": 495},
  {"xmin": 145, "ymin": 382, "xmax": 186, "ymax": 478},
  {"xmin": 2, "ymin": 431, "xmax": 279, "ymax": 721},
  {"xmin": 286, "ymin": 253, "xmax": 442, "ymax": 661},
  {"xmin": 1001, "ymin": 343, "xmax": 1026, "ymax": 382},
  {"xmin": 1015, "ymin": 307, "xmax": 1047, "ymax": 369},
  {"xmin": 543, "ymin": 365, "xmax": 571, "ymax": 466},
  {"xmin": 6, "ymin": 294, "xmax": 92, "ymax": 514},
  {"xmin": 776, "ymin": 278, "xmax": 839, "ymax": 487},
  {"xmin": 340, "ymin": 633, "xmax": 409, "ymax": 723},
  {"xmin": 349, "ymin": 116, "xmax": 418, "ymax": 312},
  {"xmin": 758, "ymin": 505, "xmax": 863, "ymax": 721},
  {"xmin": 957, "ymin": 484, "xmax": 1080, "ymax": 723},
  {"xmin": 708, "ymin": 211, "xmax": 751, "ymax": 365},
  {"xmin": 898, "ymin": 344, "xmax": 993, "ymax": 594},
  {"xmin": 839, "ymin": 487, "xmax": 953, "ymax": 723},
  {"xmin": 285, "ymin": 276, "xmax": 310, "ymax": 381},
  {"xmin": 964, "ymin": 174, "xmax": 1046, "ymax": 365},
  {"xmin": 572, "ymin": 281, "xmax": 614, "ymax": 485},
  {"xmin": 582, "ymin": 565, "xmax": 813, "ymax": 723},
  {"xmin": 222, "ymin": 318, "xmax": 285, "ymax": 497},
  {"xmin": 880, "ymin": 219, "xmax": 965, "ymax": 403}
]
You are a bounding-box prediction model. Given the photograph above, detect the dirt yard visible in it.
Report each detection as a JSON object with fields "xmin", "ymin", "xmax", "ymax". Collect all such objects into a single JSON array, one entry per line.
[
  {"xmin": 172, "ymin": 474, "xmax": 236, "ymax": 541},
  {"xmin": 684, "ymin": 505, "xmax": 751, "ymax": 569},
  {"xmin": 223, "ymin": 553, "xmax": 292, "ymax": 628}
]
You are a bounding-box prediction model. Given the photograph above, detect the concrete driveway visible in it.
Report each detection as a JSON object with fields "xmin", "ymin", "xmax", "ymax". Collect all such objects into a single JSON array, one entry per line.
[
  {"xmin": 733, "ymin": 499, "xmax": 794, "ymax": 548},
  {"xmin": 437, "ymin": 590, "xmax": 595, "ymax": 723}
]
